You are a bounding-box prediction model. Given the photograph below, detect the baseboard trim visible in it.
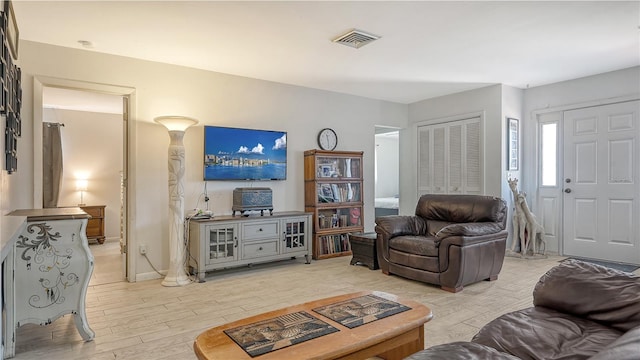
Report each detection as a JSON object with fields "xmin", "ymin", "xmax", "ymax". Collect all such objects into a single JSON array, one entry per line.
[{"xmin": 136, "ymin": 271, "xmax": 165, "ymax": 282}]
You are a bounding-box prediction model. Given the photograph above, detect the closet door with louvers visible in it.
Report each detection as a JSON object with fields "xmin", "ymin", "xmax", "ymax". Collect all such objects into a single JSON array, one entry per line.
[{"xmin": 417, "ymin": 117, "xmax": 481, "ymax": 196}]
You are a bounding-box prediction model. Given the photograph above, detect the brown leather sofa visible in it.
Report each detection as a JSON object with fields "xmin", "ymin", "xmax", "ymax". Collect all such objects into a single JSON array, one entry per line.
[
  {"xmin": 404, "ymin": 259, "xmax": 640, "ymax": 360},
  {"xmin": 375, "ymin": 194, "xmax": 508, "ymax": 292}
]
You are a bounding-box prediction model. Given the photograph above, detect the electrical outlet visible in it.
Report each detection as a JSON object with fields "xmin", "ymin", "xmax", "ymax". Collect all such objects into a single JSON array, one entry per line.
[{"xmin": 139, "ymin": 244, "xmax": 147, "ymax": 255}]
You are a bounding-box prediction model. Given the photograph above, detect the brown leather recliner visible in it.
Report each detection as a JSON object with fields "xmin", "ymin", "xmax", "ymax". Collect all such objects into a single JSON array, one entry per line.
[{"xmin": 375, "ymin": 194, "xmax": 508, "ymax": 292}]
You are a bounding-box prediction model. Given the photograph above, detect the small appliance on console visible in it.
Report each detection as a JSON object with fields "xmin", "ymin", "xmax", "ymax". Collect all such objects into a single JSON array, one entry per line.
[{"xmin": 232, "ymin": 187, "xmax": 273, "ymax": 216}]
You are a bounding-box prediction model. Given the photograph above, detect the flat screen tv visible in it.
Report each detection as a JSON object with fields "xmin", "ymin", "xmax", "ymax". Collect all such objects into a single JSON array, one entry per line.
[{"xmin": 204, "ymin": 126, "xmax": 287, "ymax": 181}]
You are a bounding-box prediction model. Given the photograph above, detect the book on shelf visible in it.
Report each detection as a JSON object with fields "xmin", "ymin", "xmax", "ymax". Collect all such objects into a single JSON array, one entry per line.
[
  {"xmin": 351, "ymin": 159, "xmax": 359, "ymax": 178},
  {"xmin": 316, "ymin": 182, "xmax": 361, "ymax": 203},
  {"xmin": 331, "ymin": 184, "xmax": 339, "ymax": 202},
  {"xmin": 320, "ymin": 234, "xmax": 350, "ymax": 255}
]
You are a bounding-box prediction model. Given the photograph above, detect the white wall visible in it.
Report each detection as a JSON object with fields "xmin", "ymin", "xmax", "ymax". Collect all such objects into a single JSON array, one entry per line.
[
  {"xmin": 374, "ymin": 134, "xmax": 399, "ymax": 198},
  {"xmin": 0, "ymin": 0, "xmax": 32, "ymax": 248},
  {"xmin": 17, "ymin": 40, "xmax": 408, "ymax": 280},
  {"xmin": 520, "ymin": 66, "xmax": 640, "ymax": 253},
  {"xmin": 404, "ymin": 84, "xmax": 523, "ymax": 248},
  {"xmin": 8, "ymin": 40, "xmax": 638, "ymax": 280},
  {"xmin": 0, "ymin": 63, "xmax": 32, "ymax": 254},
  {"xmin": 501, "ymin": 85, "xmax": 524, "ymax": 247},
  {"xmin": 404, "ymin": 72, "xmax": 639, "ymax": 251},
  {"xmin": 43, "ymin": 108, "xmax": 123, "ymax": 241},
  {"xmin": 522, "ymin": 66, "xmax": 640, "ymax": 199},
  {"xmin": 404, "ymin": 85, "xmax": 503, "ymax": 214},
  {"xmin": 0, "ymin": 123, "xmax": 30, "ymax": 253}
]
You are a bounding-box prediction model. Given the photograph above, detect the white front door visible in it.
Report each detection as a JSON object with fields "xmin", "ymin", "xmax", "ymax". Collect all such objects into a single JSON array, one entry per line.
[{"xmin": 562, "ymin": 100, "xmax": 640, "ymax": 264}]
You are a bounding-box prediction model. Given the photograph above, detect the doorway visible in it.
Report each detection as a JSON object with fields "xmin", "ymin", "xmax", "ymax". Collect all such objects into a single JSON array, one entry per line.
[
  {"xmin": 43, "ymin": 87, "xmax": 125, "ymax": 284},
  {"xmin": 374, "ymin": 126, "xmax": 400, "ymax": 218},
  {"xmin": 34, "ymin": 76, "xmax": 135, "ymax": 282}
]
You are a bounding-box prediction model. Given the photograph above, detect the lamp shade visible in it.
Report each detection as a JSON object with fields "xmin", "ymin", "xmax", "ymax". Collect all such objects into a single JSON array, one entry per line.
[
  {"xmin": 154, "ymin": 116, "xmax": 198, "ymax": 131},
  {"xmin": 76, "ymin": 179, "xmax": 88, "ymax": 191}
]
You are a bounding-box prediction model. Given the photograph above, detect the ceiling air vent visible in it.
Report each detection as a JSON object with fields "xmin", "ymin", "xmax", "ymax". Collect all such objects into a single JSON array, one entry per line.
[{"xmin": 332, "ymin": 29, "xmax": 380, "ymax": 49}]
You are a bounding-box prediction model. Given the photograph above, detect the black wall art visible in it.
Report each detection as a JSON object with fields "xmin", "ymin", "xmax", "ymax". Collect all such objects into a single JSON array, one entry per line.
[{"xmin": 2, "ymin": 0, "xmax": 21, "ymax": 174}]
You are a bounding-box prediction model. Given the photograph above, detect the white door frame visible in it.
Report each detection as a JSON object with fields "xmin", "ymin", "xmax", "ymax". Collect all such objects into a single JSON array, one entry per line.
[
  {"xmin": 532, "ymin": 94, "xmax": 640, "ymax": 257},
  {"xmin": 33, "ymin": 76, "xmax": 137, "ymax": 282}
]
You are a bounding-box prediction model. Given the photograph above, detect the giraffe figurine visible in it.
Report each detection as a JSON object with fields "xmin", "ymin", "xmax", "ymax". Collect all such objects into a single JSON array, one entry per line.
[
  {"xmin": 518, "ymin": 194, "xmax": 546, "ymax": 255},
  {"xmin": 508, "ymin": 178, "xmax": 527, "ymax": 255}
]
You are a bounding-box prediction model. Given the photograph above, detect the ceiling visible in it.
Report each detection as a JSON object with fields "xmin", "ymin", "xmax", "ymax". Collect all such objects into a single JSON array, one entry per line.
[{"xmin": 14, "ymin": 1, "xmax": 640, "ymax": 105}]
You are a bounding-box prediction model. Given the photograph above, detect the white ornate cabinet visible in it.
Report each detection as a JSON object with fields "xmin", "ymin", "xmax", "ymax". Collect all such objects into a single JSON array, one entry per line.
[
  {"xmin": 4, "ymin": 208, "xmax": 95, "ymax": 358},
  {"xmin": 188, "ymin": 211, "xmax": 311, "ymax": 281}
]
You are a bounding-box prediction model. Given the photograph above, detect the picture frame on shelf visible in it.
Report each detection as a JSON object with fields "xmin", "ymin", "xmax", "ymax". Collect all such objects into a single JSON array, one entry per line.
[
  {"xmin": 4, "ymin": 0, "xmax": 18, "ymax": 60},
  {"xmin": 507, "ymin": 117, "xmax": 519, "ymax": 171},
  {"xmin": 318, "ymin": 164, "xmax": 334, "ymax": 177},
  {"xmin": 319, "ymin": 184, "xmax": 334, "ymax": 202}
]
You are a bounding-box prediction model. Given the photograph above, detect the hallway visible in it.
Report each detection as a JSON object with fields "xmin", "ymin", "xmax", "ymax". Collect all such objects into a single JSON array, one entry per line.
[{"xmin": 89, "ymin": 240, "xmax": 124, "ymax": 286}]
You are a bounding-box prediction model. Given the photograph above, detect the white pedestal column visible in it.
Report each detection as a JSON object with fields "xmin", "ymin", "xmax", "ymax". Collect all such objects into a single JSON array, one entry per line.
[
  {"xmin": 155, "ymin": 116, "xmax": 197, "ymax": 287},
  {"xmin": 161, "ymin": 130, "xmax": 191, "ymax": 286}
]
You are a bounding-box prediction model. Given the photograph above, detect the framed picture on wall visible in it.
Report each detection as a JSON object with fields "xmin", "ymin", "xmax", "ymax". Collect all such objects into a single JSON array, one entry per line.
[
  {"xmin": 507, "ymin": 118, "xmax": 519, "ymax": 171},
  {"xmin": 5, "ymin": 111, "xmax": 17, "ymax": 173},
  {"xmin": 4, "ymin": 0, "xmax": 18, "ymax": 60}
]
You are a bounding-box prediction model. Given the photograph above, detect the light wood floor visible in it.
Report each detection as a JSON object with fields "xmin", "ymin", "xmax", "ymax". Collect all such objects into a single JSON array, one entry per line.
[
  {"xmin": 11, "ymin": 252, "xmax": 617, "ymax": 360},
  {"xmin": 89, "ymin": 241, "xmax": 126, "ymax": 286}
]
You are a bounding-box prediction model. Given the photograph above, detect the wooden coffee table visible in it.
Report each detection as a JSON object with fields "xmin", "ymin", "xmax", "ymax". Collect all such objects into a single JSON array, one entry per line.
[{"xmin": 194, "ymin": 291, "xmax": 432, "ymax": 360}]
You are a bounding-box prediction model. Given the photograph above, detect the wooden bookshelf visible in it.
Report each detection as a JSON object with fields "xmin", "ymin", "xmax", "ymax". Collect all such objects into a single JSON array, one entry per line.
[{"xmin": 304, "ymin": 149, "xmax": 364, "ymax": 259}]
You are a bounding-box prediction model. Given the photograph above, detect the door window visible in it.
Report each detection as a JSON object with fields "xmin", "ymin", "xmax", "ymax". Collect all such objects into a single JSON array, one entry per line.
[{"xmin": 541, "ymin": 122, "xmax": 558, "ymax": 187}]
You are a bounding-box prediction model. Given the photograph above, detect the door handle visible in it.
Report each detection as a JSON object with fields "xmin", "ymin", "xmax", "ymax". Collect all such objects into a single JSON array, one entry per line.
[{"xmin": 564, "ymin": 188, "xmax": 572, "ymax": 193}]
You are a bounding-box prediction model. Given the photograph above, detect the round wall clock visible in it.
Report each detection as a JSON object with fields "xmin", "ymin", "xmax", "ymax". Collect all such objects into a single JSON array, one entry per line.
[{"xmin": 317, "ymin": 128, "xmax": 338, "ymax": 151}]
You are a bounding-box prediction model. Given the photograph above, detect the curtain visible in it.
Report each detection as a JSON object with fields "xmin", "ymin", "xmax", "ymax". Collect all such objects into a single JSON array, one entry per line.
[{"xmin": 43, "ymin": 123, "xmax": 63, "ymax": 208}]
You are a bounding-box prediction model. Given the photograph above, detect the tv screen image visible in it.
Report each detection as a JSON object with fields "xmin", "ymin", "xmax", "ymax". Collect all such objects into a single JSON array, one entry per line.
[{"xmin": 204, "ymin": 126, "xmax": 287, "ymax": 181}]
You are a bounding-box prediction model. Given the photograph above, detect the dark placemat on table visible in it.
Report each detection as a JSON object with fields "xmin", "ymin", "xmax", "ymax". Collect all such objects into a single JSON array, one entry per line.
[
  {"xmin": 224, "ymin": 311, "xmax": 339, "ymax": 357},
  {"xmin": 313, "ymin": 294, "xmax": 411, "ymax": 329}
]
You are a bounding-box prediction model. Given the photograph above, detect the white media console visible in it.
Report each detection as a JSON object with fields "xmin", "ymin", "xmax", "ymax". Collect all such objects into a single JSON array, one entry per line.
[{"xmin": 188, "ymin": 211, "xmax": 311, "ymax": 281}]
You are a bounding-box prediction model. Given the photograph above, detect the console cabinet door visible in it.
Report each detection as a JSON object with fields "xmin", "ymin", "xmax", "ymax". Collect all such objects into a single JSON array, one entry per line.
[
  {"xmin": 205, "ymin": 223, "xmax": 239, "ymax": 265},
  {"xmin": 281, "ymin": 217, "xmax": 309, "ymax": 254}
]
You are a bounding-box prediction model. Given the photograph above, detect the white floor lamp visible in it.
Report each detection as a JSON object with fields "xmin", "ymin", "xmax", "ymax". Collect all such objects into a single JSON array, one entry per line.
[{"xmin": 155, "ymin": 115, "xmax": 198, "ymax": 287}]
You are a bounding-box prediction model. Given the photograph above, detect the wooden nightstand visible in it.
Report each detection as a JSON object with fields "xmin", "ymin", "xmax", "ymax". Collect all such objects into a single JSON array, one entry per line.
[{"xmin": 80, "ymin": 205, "xmax": 106, "ymax": 244}]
